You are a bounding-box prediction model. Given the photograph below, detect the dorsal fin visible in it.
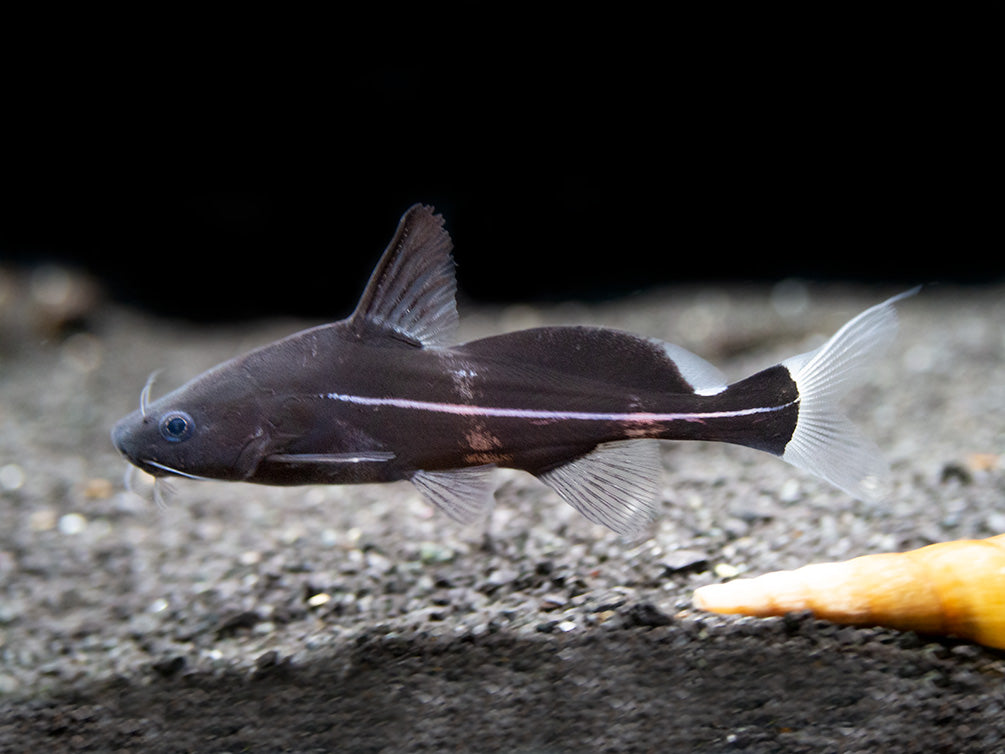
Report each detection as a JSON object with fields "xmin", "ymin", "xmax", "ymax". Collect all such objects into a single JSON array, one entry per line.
[{"xmin": 349, "ymin": 204, "xmax": 459, "ymax": 347}]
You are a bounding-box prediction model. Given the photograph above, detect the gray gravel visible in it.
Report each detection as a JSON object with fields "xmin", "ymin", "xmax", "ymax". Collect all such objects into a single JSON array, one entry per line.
[{"xmin": 1, "ymin": 274, "xmax": 1004, "ymax": 753}]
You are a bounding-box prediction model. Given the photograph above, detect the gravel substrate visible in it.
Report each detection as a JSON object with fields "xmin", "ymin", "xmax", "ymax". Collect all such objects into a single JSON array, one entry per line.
[{"xmin": 1, "ymin": 277, "xmax": 1004, "ymax": 753}]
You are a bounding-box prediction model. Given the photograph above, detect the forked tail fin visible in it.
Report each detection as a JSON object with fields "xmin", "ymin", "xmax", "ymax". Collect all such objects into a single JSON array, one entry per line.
[{"xmin": 780, "ymin": 288, "xmax": 919, "ymax": 502}]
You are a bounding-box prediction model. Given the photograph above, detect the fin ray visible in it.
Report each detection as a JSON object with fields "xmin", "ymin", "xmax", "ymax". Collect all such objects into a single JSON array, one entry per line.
[
  {"xmin": 657, "ymin": 342, "xmax": 728, "ymax": 395},
  {"xmin": 350, "ymin": 204, "xmax": 458, "ymax": 347},
  {"xmin": 538, "ymin": 439, "xmax": 661, "ymax": 536},
  {"xmin": 781, "ymin": 288, "xmax": 918, "ymax": 501},
  {"xmin": 411, "ymin": 465, "xmax": 497, "ymax": 524}
]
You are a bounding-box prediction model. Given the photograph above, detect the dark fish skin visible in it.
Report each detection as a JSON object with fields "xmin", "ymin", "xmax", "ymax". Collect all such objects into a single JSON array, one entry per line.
[{"xmin": 112, "ymin": 205, "xmax": 915, "ymax": 535}]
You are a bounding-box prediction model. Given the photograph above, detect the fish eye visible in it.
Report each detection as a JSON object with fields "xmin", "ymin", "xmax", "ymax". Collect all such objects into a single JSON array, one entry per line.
[{"xmin": 159, "ymin": 411, "xmax": 195, "ymax": 443}]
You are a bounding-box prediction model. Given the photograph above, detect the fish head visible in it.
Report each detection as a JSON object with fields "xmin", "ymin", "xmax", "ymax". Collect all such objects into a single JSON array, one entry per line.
[{"xmin": 111, "ymin": 360, "xmax": 274, "ymax": 483}]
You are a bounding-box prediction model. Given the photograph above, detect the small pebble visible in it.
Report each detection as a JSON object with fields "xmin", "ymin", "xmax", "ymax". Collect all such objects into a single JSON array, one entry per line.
[
  {"xmin": 966, "ymin": 453, "xmax": 999, "ymax": 472},
  {"xmin": 320, "ymin": 528, "xmax": 339, "ymax": 546},
  {"xmin": 419, "ymin": 541, "xmax": 455, "ymax": 564},
  {"xmin": 82, "ymin": 477, "xmax": 114, "ymax": 500},
  {"xmin": 714, "ymin": 563, "xmax": 740, "ymax": 579},
  {"xmin": 152, "ymin": 656, "xmax": 186, "ymax": 678},
  {"xmin": 660, "ymin": 550, "xmax": 709, "ymax": 574},
  {"xmin": 539, "ymin": 594, "xmax": 567, "ymax": 611},
  {"xmin": 28, "ymin": 509, "xmax": 57, "ymax": 532},
  {"xmin": 986, "ymin": 511, "xmax": 1005, "ymax": 533},
  {"xmin": 0, "ymin": 464, "xmax": 25, "ymax": 492},
  {"xmin": 940, "ymin": 462, "xmax": 972, "ymax": 485},
  {"xmin": 778, "ymin": 478, "xmax": 802, "ymax": 504},
  {"xmin": 622, "ymin": 602, "xmax": 673, "ymax": 628},
  {"xmin": 58, "ymin": 513, "xmax": 87, "ymax": 536},
  {"xmin": 307, "ymin": 592, "xmax": 332, "ymax": 608},
  {"xmin": 239, "ymin": 550, "xmax": 263, "ymax": 566}
]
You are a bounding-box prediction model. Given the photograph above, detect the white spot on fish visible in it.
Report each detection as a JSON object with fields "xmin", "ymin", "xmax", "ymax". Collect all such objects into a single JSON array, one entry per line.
[{"xmin": 444, "ymin": 356, "xmax": 478, "ymax": 400}]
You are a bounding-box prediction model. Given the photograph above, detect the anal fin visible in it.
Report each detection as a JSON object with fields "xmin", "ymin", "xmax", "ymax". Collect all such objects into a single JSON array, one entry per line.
[
  {"xmin": 538, "ymin": 439, "xmax": 661, "ymax": 536},
  {"xmin": 411, "ymin": 465, "xmax": 497, "ymax": 525}
]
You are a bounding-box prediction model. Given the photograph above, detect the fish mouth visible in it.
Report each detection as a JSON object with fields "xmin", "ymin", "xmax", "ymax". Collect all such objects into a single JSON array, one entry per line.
[
  {"xmin": 110, "ymin": 417, "xmax": 160, "ymax": 477},
  {"xmin": 110, "ymin": 418, "xmax": 132, "ymax": 458},
  {"xmin": 111, "ymin": 427, "xmax": 210, "ymax": 481}
]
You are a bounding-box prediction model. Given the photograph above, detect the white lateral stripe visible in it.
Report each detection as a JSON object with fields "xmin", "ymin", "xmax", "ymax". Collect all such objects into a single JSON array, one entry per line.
[{"xmin": 324, "ymin": 392, "xmax": 793, "ymax": 423}]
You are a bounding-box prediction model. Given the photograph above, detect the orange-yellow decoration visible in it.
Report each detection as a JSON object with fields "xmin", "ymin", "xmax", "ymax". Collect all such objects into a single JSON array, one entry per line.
[{"xmin": 693, "ymin": 534, "xmax": 1005, "ymax": 649}]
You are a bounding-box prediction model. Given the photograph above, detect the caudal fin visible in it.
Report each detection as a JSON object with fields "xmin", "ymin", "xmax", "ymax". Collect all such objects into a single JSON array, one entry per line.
[{"xmin": 780, "ymin": 288, "xmax": 918, "ymax": 502}]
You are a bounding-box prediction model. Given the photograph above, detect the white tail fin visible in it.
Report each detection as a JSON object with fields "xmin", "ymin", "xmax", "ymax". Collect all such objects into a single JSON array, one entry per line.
[{"xmin": 781, "ymin": 288, "xmax": 918, "ymax": 502}]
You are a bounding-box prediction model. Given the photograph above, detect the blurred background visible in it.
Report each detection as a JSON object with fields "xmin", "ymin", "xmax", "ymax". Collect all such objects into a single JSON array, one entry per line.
[{"xmin": 2, "ymin": 7, "xmax": 1002, "ymax": 322}]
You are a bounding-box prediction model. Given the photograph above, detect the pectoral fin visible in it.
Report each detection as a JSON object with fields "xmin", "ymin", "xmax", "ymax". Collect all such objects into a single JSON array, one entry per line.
[
  {"xmin": 410, "ymin": 465, "xmax": 497, "ymax": 524},
  {"xmin": 537, "ymin": 439, "xmax": 661, "ymax": 536}
]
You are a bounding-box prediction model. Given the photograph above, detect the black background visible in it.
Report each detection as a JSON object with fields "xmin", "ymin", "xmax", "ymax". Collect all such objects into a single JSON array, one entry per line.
[{"xmin": 3, "ymin": 8, "xmax": 1002, "ymax": 322}]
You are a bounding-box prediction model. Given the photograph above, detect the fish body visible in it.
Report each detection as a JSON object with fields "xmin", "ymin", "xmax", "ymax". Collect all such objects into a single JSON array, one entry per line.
[{"xmin": 112, "ymin": 205, "xmax": 914, "ymax": 534}]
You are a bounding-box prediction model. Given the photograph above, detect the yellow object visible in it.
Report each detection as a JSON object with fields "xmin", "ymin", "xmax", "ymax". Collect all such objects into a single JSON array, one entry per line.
[{"xmin": 692, "ymin": 534, "xmax": 1005, "ymax": 650}]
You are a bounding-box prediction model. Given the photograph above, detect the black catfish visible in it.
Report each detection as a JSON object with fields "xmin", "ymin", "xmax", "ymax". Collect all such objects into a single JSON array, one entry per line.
[{"xmin": 112, "ymin": 204, "xmax": 914, "ymax": 535}]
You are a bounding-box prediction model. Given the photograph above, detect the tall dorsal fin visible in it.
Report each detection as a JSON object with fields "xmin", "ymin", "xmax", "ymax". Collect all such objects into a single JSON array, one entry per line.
[{"xmin": 349, "ymin": 204, "xmax": 459, "ymax": 347}]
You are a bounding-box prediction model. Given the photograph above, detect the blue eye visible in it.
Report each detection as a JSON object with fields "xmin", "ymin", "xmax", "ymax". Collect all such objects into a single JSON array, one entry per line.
[{"xmin": 159, "ymin": 411, "xmax": 195, "ymax": 442}]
